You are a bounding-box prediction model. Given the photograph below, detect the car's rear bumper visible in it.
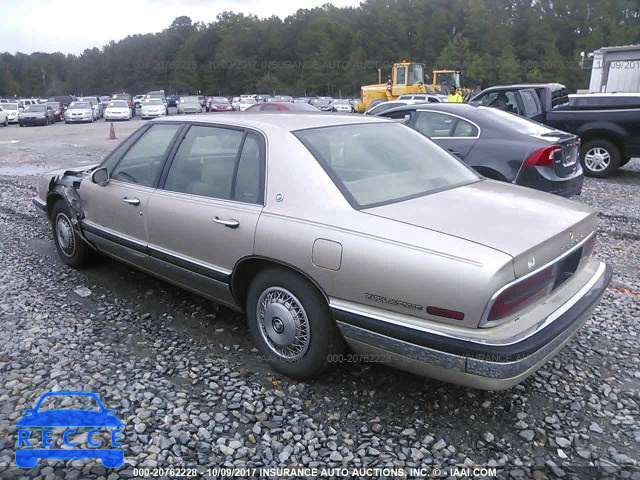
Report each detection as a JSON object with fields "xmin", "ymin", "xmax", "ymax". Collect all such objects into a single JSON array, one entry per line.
[
  {"xmin": 516, "ymin": 166, "xmax": 584, "ymax": 197},
  {"xmin": 332, "ymin": 260, "xmax": 612, "ymax": 390}
]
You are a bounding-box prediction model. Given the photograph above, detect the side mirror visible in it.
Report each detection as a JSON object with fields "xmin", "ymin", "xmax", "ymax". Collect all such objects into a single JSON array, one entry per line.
[
  {"xmin": 19, "ymin": 107, "xmax": 24, "ymax": 112},
  {"xmin": 91, "ymin": 167, "xmax": 109, "ymax": 187}
]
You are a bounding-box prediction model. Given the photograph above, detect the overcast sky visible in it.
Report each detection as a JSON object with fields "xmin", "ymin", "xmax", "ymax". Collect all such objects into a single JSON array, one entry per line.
[{"xmin": 0, "ymin": 0, "xmax": 362, "ymax": 55}]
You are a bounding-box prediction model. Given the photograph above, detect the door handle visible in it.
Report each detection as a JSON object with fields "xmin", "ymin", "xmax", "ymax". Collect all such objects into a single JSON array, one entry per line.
[
  {"xmin": 447, "ymin": 149, "xmax": 461, "ymax": 157},
  {"xmin": 122, "ymin": 197, "xmax": 140, "ymax": 206},
  {"xmin": 213, "ymin": 217, "xmax": 240, "ymax": 229}
]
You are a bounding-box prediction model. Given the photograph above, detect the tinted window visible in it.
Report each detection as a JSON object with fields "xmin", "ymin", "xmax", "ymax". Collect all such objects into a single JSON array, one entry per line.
[
  {"xmin": 551, "ymin": 87, "xmax": 569, "ymax": 109},
  {"xmin": 163, "ymin": 126, "xmax": 245, "ymax": 200},
  {"xmin": 111, "ymin": 124, "xmax": 181, "ymax": 187},
  {"xmin": 476, "ymin": 107, "xmax": 557, "ymax": 135},
  {"xmin": 295, "ymin": 123, "xmax": 479, "ymax": 208},
  {"xmin": 476, "ymin": 91, "xmax": 521, "ymax": 115},
  {"xmin": 396, "ymin": 66, "xmax": 406, "ymax": 85},
  {"xmin": 520, "ymin": 91, "xmax": 541, "ymax": 117},
  {"xmin": 414, "ymin": 112, "xmax": 455, "ymax": 137},
  {"xmin": 453, "ymin": 119, "xmax": 479, "ymax": 137}
]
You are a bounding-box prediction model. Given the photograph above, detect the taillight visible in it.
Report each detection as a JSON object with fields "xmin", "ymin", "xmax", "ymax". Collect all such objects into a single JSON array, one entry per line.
[
  {"xmin": 523, "ymin": 145, "xmax": 562, "ymax": 167},
  {"xmin": 487, "ymin": 265, "xmax": 555, "ymax": 323}
]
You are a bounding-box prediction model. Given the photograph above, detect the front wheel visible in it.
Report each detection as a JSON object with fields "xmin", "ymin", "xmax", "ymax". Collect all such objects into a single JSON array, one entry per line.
[
  {"xmin": 580, "ymin": 139, "xmax": 621, "ymax": 178},
  {"xmin": 51, "ymin": 200, "xmax": 93, "ymax": 268},
  {"xmin": 246, "ymin": 268, "xmax": 344, "ymax": 379}
]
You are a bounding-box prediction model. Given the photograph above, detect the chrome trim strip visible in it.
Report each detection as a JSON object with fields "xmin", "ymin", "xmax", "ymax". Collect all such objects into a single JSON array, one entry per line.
[
  {"xmin": 330, "ymin": 260, "xmax": 606, "ymax": 348},
  {"xmin": 337, "ymin": 322, "xmax": 467, "ymax": 372},
  {"xmin": 479, "ymin": 231, "xmax": 596, "ymax": 328},
  {"xmin": 146, "ymin": 243, "xmax": 232, "ymax": 276},
  {"xmin": 81, "ymin": 221, "xmax": 147, "ymax": 249}
]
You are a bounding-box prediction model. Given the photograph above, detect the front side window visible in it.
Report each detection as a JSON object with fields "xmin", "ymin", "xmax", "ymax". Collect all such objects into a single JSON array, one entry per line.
[
  {"xmin": 111, "ymin": 124, "xmax": 181, "ymax": 187},
  {"xmin": 520, "ymin": 91, "xmax": 541, "ymax": 117},
  {"xmin": 395, "ymin": 66, "xmax": 406, "ymax": 85},
  {"xmin": 295, "ymin": 123, "xmax": 479, "ymax": 208}
]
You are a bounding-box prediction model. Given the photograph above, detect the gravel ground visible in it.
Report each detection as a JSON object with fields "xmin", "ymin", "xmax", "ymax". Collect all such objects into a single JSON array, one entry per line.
[{"xmin": 0, "ymin": 125, "xmax": 638, "ymax": 479}]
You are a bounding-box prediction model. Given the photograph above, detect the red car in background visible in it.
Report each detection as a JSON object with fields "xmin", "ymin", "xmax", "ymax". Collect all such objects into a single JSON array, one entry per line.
[
  {"xmin": 207, "ymin": 96, "xmax": 234, "ymax": 112},
  {"xmin": 44, "ymin": 101, "xmax": 66, "ymax": 122},
  {"xmin": 245, "ymin": 102, "xmax": 320, "ymax": 112}
]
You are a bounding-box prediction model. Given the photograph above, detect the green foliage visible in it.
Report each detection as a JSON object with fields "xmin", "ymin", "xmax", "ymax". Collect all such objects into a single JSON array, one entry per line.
[{"xmin": 0, "ymin": 0, "xmax": 637, "ymax": 97}]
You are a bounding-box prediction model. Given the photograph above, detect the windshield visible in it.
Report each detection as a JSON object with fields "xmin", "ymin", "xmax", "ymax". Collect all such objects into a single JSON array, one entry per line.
[
  {"xmin": 408, "ymin": 64, "xmax": 425, "ymax": 85},
  {"xmin": 180, "ymin": 96, "xmax": 198, "ymax": 103},
  {"xmin": 145, "ymin": 98, "xmax": 164, "ymax": 105},
  {"xmin": 45, "ymin": 102, "xmax": 61, "ymax": 108},
  {"xmin": 295, "ymin": 123, "xmax": 479, "ymax": 208},
  {"xmin": 25, "ymin": 105, "xmax": 46, "ymax": 112},
  {"xmin": 112, "ymin": 94, "xmax": 130, "ymax": 100},
  {"xmin": 211, "ymin": 97, "xmax": 228, "ymax": 103},
  {"xmin": 69, "ymin": 102, "xmax": 91, "ymax": 109},
  {"xmin": 477, "ymin": 106, "xmax": 557, "ymax": 135},
  {"xmin": 240, "ymin": 98, "xmax": 257, "ymax": 104},
  {"xmin": 334, "ymin": 99, "xmax": 350, "ymax": 104},
  {"xmin": 1, "ymin": 103, "xmax": 18, "ymax": 110},
  {"xmin": 313, "ymin": 98, "xmax": 332, "ymax": 105},
  {"xmin": 108, "ymin": 101, "xmax": 129, "ymax": 107}
]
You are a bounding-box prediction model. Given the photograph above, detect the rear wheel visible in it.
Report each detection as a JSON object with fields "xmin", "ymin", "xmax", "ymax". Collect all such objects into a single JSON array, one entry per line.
[
  {"xmin": 246, "ymin": 268, "xmax": 344, "ymax": 379},
  {"xmin": 580, "ymin": 139, "xmax": 621, "ymax": 178},
  {"xmin": 51, "ymin": 200, "xmax": 93, "ymax": 268}
]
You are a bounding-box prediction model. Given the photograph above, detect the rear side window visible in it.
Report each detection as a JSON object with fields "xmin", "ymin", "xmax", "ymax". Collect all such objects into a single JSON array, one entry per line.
[
  {"xmin": 520, "ymin": 90, "xmax": 541, "ymax": 117},
  {"xmin": 414, "ymin": 112, "xmax": 455, "ymax": 137},
  {"xmin": 163, "ymin": 126, "xmax": 264, "ymax": 204}
]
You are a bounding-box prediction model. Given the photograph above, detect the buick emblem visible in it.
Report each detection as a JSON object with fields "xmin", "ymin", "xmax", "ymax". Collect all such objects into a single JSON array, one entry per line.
[
  {"xmin": 527, "ymin": 254, "xmax": 536, "ymax": 270},
  {"xmin": 569, "ymin": 231, "xmax": 574, "ymax": 242}
]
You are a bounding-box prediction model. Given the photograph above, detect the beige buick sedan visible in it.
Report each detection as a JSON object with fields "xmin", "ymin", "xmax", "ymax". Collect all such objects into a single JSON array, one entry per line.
[{"xmin": 34, "ymin": 113, "xmax": 612, "ymax": 390}]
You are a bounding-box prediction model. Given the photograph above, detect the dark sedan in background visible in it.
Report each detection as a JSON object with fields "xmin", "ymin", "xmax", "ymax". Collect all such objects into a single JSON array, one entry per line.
[
  {"xmin": 18, "ymin": 104, "xmax": 55, "ymax": 126},
  {"xmin": 376, "ymin": 104, "xmax": 583, "ymax": 197}
]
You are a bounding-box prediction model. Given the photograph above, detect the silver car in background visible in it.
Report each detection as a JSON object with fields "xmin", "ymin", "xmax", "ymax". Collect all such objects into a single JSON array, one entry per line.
[
  {"xmin": 140, "ymin": 98, "xmax": 168, "ymax": 119},
  {"xmin": 104, "ymin": 100, "xmax": 131, "ymax": 121},
  {"xmin": 33, "ymin": 114, "xmax": 612, "ymax": 390},
  {"xmin": 64, "ymin": 101, "xmax": 94, "ymax": 123},
  {"xmin": 177, "ymin": 96, "xmax": 203, "ymax": 114}
]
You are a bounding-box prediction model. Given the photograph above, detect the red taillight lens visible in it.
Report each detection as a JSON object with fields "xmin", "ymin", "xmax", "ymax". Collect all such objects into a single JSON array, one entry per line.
[
  {"xmin": 523, "ymin": 145, "xmax": 562, "ymax": 167},
  {"xmin": 487, "ymin": 265, "xmax": 555, "ymax": 322}
]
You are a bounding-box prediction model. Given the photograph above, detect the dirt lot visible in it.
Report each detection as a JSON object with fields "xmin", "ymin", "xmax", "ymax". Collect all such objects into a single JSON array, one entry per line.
[{"xmin": 0, "ymin": 120, "xmax": 638, "ymax": 479}]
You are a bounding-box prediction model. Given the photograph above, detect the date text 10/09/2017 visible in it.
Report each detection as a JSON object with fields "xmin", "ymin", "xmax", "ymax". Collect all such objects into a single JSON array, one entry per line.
[{"xmin": 132, "ymin": 467, "xmax": 499, "ymax": 478}]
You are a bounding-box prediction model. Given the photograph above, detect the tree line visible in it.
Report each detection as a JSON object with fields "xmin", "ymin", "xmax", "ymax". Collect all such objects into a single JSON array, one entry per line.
[{"xmin": 1, "ymin": 0, "xmax": 638, "ymax": 98}]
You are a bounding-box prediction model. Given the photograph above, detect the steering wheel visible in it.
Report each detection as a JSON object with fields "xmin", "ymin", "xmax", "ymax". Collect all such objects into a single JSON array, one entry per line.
[{"xmin": 113, "ymin": 171, "xmax": 137, "ymax": 184}]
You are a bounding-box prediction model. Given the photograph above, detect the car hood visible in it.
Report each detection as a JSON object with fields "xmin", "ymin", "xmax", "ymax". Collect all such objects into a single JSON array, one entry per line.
[
  {"xmin": 16, "ymin": 410, "xmax": 123, "ymax": 427},
  {"xmin": 364, "ymin": 179, "xmax": 597, "ymax": 278}
]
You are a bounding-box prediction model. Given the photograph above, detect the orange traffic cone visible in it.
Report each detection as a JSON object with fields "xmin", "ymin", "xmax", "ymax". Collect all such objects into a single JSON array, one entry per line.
[{"xmin": 109, "ymin": 121, "xmax": 116, "ymax": 140}]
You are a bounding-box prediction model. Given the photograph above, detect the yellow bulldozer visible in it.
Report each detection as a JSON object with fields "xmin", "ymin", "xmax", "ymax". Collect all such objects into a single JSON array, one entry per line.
[{"xmin": 354, "ymin": 61, "xmax": 468, "ymax": 113}]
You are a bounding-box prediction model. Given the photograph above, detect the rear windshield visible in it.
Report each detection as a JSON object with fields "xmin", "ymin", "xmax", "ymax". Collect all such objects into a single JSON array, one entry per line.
[
  {"xmin": 550, "ymin": 87, "xmax": 569, "ymax": 109},
  {"xmin": 477, "ymin": 107, "xmax": 557, "ymax": 135},
  {"xmin": 295, "ymin": 123, "xmax": 479, "ymax": 208}
]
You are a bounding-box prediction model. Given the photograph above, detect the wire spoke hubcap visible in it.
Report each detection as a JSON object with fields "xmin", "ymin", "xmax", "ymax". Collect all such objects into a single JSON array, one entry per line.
[
  {"xmin": 56, "ymin": 213, "xmax": 75, "ymax": 257},
  {"xmin": 257, "ymin": 287, "xmax": 310, "ymax": 361},
  {"xmin": 584, "ymin": 147, "xmax": 610, "ymax": 171}
]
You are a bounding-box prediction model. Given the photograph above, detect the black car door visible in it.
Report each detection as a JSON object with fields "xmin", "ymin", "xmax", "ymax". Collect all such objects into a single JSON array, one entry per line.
[{"xmin": 410, "ymin": 111, "xmax": 479, "ymax": 160}]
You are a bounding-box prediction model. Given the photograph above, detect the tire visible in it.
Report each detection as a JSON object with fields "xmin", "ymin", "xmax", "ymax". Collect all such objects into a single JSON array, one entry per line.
[
  {"xmin": 246, "ymin": 268, "xmax": 345, "ymax": 379},
  {"xmin": 51, "ymin": 200, "xmax": 93, "ymax": 269},
  {"xmin": 44, "ymin": 118, "xmax": 49, "ymax": 126},
  {"xmin": 580, "ymin": 139, "xmax": 621, "ymax": 178},
  {"xmin": 3, "ymin": 117, "xmax": 8, "ymax": 127}
]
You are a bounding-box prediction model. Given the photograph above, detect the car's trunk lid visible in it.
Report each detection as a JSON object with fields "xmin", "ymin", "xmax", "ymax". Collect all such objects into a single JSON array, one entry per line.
[
  {"xmin": 530, "ymin": 131, "xmax": 581, "ymax": 178},
  {"xmin": 365, "ymin": 179, "xmax": 596, "ymax": 278}
]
